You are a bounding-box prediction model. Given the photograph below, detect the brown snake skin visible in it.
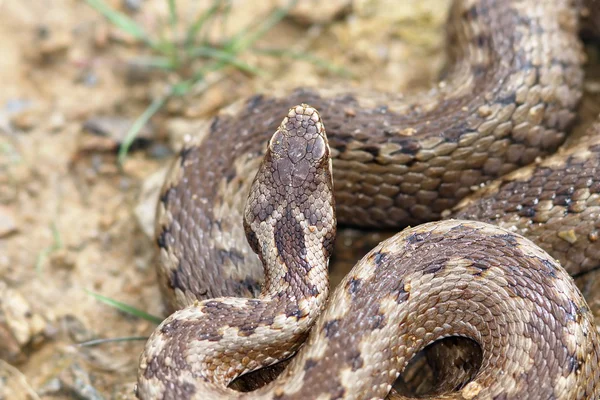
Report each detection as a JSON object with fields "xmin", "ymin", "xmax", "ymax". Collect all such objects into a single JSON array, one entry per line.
[{"xmin": 138, "ymin": 0, "xmax": 600, "ymax": 399}]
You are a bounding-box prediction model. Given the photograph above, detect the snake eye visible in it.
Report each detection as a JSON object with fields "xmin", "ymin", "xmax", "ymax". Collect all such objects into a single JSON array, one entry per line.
[
  {"xmin": 269, "ymin": 130, "xmax": 285, "ymax": 154},
  {"xmin": 308, "ymin": 136, "xmax": 327, "ymax": 161}
]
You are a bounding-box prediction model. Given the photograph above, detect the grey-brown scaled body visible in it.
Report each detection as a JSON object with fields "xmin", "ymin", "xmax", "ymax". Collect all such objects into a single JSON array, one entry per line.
[{"xmin": 138, "ymin": 0, "xmax": 600, "ymax": 398}]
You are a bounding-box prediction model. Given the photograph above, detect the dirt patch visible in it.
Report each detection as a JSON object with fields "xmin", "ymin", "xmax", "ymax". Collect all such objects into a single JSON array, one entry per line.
[{"xmin": 0, "ymin": 1, "xmax": 598, "ymax": 399}]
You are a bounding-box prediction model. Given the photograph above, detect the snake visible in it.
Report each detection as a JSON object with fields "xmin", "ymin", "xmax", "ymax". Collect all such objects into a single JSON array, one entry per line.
[{"xmin": 136, "ymin": 0, "xmax": 600, "ymax": 399}]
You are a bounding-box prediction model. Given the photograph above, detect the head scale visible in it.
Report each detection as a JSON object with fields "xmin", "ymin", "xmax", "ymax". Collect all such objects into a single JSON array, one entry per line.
[{"xmin": 243, "ymin": 104, "xmax": 336, "ymax": 262}]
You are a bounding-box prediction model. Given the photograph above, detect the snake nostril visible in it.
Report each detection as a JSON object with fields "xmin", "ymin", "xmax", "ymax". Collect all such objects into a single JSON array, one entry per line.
[{"xmin": 393, "ymin": 336, "xmax": 483, "ymax": 398}]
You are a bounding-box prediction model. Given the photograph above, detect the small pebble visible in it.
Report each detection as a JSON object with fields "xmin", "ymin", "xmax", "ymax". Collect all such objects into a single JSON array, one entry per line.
[
  {"xmin": 34, "ymin": 26, "xmax": 72, "ymax": 60},
  {"xmin": 123, "ymin": 0, "xmax": 144, "ymax": 12},
  {"xmin": 558, "ymin": 229, "xmax": 578, "ymax": 244},
  {"xmin": 0, "ymin": 206, "xmax": 18, "ymax": 238},
  {"xmin": 147, "ymin": 143, "xmax": 173, "ymax": 159},
  {"xmin": 461, "ymin": 381, "xmax": 482, "ymax": 399},
  {"xmin": 10, "ymin": 109, "xmax": 39, "ymax": 131},
  {"xmin": 49, "ymin": 249, "xmax": 78, "ymax": 270}
]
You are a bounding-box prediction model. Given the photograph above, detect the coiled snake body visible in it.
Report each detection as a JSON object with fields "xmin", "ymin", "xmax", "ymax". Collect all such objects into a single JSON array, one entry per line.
[{"xmin": 137, "ymin": 0, "xmax": 600, "ymax": 399}]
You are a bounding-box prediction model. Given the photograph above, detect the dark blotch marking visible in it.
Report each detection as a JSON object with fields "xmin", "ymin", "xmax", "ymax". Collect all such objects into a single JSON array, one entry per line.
[
  {"xmin": 216, "ymin": 248, "xmax": 245, "ymax": 268},
  {"xmin": 369, "ymin": 309, "xmax": 387, "ymax": 330},
  {"xmin": 474, "ymin": 34, "xmax": 488, "ymax": 48},
  {"xmin": 179, "ymin": 147, "xmax": 193, "ymax": 166},
  {"xmin": 168, "ymin": 261, "xmax": 208, "ymax": 297},
  {"xmin": 309, "ymin": 285, "xmax": 320, "ymax": 296},
  {"xmin": 245, "ymin": 227, "xmax": 260, "ymax": 255},
  {"xmin": 540, "ymin": 258, "xmax": 558, "ymax": 278},
  {"xmin": 210, "ymin": 116, "xmax": 220, "ymax": 133},
  {"xmin": 442, "ymin": 122, "xmax": 471, "ymax": 142},
  {"xmin": 471, "ymin": 261, "xmax": 489, "ymax": 277},
  {"xmin": 406, "ymin": 233, "xmax": 427, "ymax": 244},
  {"xmin": 567, "ymin": 354, "xmax": 581, "ymax": 373},
  {"xmin": 518, "ymin": 207, "xmax": 536, "ymax": 218},
  {"xmin": 497, "ymin": 92, "xmax": 517, "ymax": 106},
  {"xmin": 371, "ymin": 250, "xmax": 388, "ymax": 265},
  {"xmin": 567, "ymin": 300, "xmax": 582, "ymax": 323},
  {"xmin": 395, "ymin": 138, "xmax": 421, "ymax": 155},
  {"xmin": 258, "ymin": 312, "xmax": 275, "ymax": 326},
  {"xmin": 554, "ymin": 195, "xmax": 572, "ymax": 207},
  {"xmin": 176, "ymin": 382, "xmax": 197, "ymax": 400},
  {"xmin": 274, "ymin": 209, "xmax": 308, "ymax": 268},
  {"xmin": 464, "ymin": 4, "xmax": 478, "ymax": 19},
  {"xmin": 304, "ymin": 358, "xmax": 318, "ymax": 371},
  {"xmin": 246, "ymin": 94, "xmax": 264, "ymax": 110},
  {"xmin": 225, "ymin": 169, "xmax": 237, "ymax": 183},
  {"xmin": 167, "ymin": 260, "xmax": 210, "ymax": 297},
  {"xmin": 395, "ymin": 280, "xmax": 410, "ymax": 303},
  {"xmin": 159, "ymin": 186, "xmax": 174, "ymax": 207},
  {"xmin": 471, "ymin": 64, "xmax": 487, "ymax": 77},
  {"xmin": 198, "ymin": 331, "xmax": 224, "ymax": 342},
  {"xmin": 323, "ymin": 319, "xmax": 340, "ymax": 338},
  {"xmin": 362, "ymin": 146, "xmax": 380, "ymax": 157},
  {"xmin": 144, "ymin": 356, "xmax": 161, "ymax": 379},
  {"xmin": 160, "ymin": 319, "xmax": 182, "ymax": 336},
  {"xmin": 156, "ymin": 227, "xmax": 169, "ymax": 249},
  {"xmin": 348, "ymin": 350, "xmax": 364, "ymax": 371},
  {"xmin": 276, "ymin": 206, "xmax": 318, "ymax": 298},
  {"xmin": 168, "ymin": 261, "xmax": 191, "ymax": 292},
  {"xmin": 228, "ymin": 276, "xmax": 260, "ymax": 298},
  {"xmin": 203, "ymin": 300, "xmax": 220, "ymax": 308},
  {"xmin": 346, "ymin": 277, "xmax": 362, "ymax": 295},
  {"xmin": 238, "ymin": 323, "xmax": 258, "ymax": 337},
  {"xmin": 495, "ymin": 233, "xmax": 520, "ymax": 246},
  {"xmin": 330, "ymin": 385, "xmax": 346, "ymax": 400},
  {"xmin": 423, "ymin": 261, "xmax": 446, "ymax": 275},
  {"xmin": 243, "ymin": 277, "xmax": 260, "ymax": 295},
  {"xmin": 181, "ymin": 382, "xmax": 196, "ymax": 397},
  {"xmin": 285, "ymin": 304, "xmax": 302, "ymax": 318}
]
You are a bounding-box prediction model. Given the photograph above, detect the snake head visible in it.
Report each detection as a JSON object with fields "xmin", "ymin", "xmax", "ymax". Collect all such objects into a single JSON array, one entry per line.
[{"xmin": 244, "ymin": 104, "xmax": 337, "ymax": 264}]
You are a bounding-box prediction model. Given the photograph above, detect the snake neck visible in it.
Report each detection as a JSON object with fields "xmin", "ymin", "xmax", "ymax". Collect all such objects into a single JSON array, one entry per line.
[
  {"xmin": 139, "ymin": 105, "xmax": 337, "ymax": 399},
  {"xmin": 137, "ymin": 285, "xmax": 330, "ymax": 397}
]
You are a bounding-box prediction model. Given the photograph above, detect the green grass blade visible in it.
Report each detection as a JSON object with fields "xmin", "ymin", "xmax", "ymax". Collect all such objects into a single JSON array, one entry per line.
[
  {"xmin": 77, "ymin": 336, "xmax": 148, "ymax": 347},
  {"xmin": 224, "ymin": 0, "xmax": 297, "ymax": 54},
  {"xmin": 254, "ymin": 48, "xmax": 352, "ymax": 77},
  {"xmin": 170, "ymin": 79, "xmax": 195, "ymax": 96},
  {"xmin": 179, "ymin": 0, "xmax": 296, "ymax": 90},
  {"xmin": 188, "ymin": 46, "xmax": 265, "ymax": 76},
  {"xmin": 129, "ymin": 56, "xmax": 176, "ymax": 70},
  {"xmin": 85, "ymin": 290, "xmax": 162, "ymax": 324},
  {"xmin": 166, "ymin": 0, "xmax": 179, "ymax": 67},
  {"xmin": 167, "ymin": 0, "xmax": 177, "ymax": 27},
  {"xmin": 117, "ymin": 95, "xmax": 168, "ymax": 166},
  {"xmin": 35, "ymin": 222, "xmax": 62, "ymax": 274},
  {"xmin": 184, "ymin": 0, "xmax": 222, "ymax": 47},
  {"xmin": 84, "ymin": 0, "xmax": 157, "ymax": 49}
]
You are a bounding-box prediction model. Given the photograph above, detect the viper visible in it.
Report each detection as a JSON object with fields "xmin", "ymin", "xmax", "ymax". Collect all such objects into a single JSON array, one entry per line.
[{"xmin": 137, "ymin": 0, "xmax": 600, "ymax": 399}]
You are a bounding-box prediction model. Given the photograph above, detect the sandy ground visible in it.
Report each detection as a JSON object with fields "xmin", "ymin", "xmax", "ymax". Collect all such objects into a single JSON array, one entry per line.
[{"xmin": 0, "ymin": 1, "xmax": 599, "ymax": 399}]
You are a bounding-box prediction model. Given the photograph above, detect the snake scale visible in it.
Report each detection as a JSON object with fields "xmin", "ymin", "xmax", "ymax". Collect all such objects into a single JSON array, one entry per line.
[{"xmin": 137, "ymin": 0, "xmax": 600, "ymax": 399}]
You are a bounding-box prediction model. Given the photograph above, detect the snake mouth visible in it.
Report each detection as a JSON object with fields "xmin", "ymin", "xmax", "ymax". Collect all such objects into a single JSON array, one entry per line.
[{"xmin": 394, "ymin": 336, "xmax": 483, "ymax": 398}]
